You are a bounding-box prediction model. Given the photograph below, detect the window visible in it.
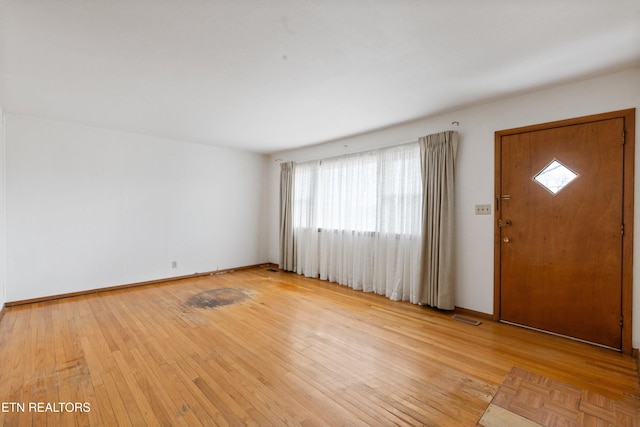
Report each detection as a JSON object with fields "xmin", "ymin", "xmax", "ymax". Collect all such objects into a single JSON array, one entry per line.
[
  {"xmin": 282, "ymin": 131, "xmax": 457, "ymax": 308},
  {"xmin": 293, "ymin": 143, "xmax": 422, "ymax": 235}
]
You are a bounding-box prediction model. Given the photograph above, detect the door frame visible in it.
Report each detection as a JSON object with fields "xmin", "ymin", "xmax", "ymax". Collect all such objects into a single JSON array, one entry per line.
[{"xmin": 493, "ymin": 109, "xmax": 635, "ymax": 354}]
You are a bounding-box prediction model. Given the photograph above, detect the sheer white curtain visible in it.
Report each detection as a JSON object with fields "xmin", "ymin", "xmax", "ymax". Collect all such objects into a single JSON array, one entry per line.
[
  {"xmin": 292, "ymin": 143, "xmax": 422, "ymax": 302},
  {"xmin": 293, "ymin": 161, "xmax": 319, "ymax": 278}
]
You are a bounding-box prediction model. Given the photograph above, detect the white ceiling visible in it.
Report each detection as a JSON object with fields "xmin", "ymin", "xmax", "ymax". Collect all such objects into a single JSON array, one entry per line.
[{"xmin": 1, "ymin": 1, "xmax": 639, "ymax": 154}]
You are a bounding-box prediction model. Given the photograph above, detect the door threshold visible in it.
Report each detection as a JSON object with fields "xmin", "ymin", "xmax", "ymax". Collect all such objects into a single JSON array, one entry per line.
[{"xmin": 499, "ymin": 320, "xmax": 621, "ymax": 352}]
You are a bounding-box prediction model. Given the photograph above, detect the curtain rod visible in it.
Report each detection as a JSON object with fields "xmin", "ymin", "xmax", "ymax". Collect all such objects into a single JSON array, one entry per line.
[
  {"xmin": 292, "ymin": 139, "xmax": 418, "ymax": 165},
  {"xmin": 274, "ymin": 125, "xmax": 459, "ymax": 164}
]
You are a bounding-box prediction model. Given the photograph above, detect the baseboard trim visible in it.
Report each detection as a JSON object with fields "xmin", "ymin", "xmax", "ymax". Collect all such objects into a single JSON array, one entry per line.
[
  {"xmin": 5, "ymin": 263, "xmax": 274, "ymax": 307},
  {"xmin": 453, "ymin": 306, "xmax": 493, "ymax": 322},
  {"xmin": 0, "ymin": 303, "xmax": 5, "ymax": 324},
  {"xmin": 635, "ymin": 348, "xmax": 640, "ymax": 387}
]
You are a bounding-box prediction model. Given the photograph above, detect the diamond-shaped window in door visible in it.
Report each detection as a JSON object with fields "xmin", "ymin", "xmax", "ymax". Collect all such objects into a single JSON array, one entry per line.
[{"xmin": 534, "ymin": 159, "xmax": 578, "ymax": 194}]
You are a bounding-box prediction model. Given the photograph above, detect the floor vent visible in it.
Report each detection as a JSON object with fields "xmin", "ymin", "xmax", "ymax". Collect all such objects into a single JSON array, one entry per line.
[
  {"xmin": 266, "ymin": 268, "xmax": 278, "ymax": 273},
  {"xmin": 452, "ymin": 315, "xmax": 482, "ymax": 326}
]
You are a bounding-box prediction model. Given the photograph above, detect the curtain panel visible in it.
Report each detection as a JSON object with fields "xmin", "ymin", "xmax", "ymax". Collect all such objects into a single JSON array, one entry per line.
[
  {"xmin": 418, "ymin": 131, "xmax": 458, "ymax": 309},
  {"xmin": 279, "ymin": 162, "xmax": 295, "ymax": 271},
  {"xmin": 289, "ymin": 143, "xmax": 423, "ymax": 303}
]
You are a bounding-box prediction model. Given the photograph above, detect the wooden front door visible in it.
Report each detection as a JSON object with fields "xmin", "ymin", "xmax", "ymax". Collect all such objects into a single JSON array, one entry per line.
[{"xmin": 495, "ymin": 110, "xmax": 634, "ymax": 353}]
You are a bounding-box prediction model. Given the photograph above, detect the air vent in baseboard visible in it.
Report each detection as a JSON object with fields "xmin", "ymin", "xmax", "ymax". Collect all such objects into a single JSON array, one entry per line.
[{"xmin": 452, "ymin": 315, "xmax": 482, "ymax": 326}]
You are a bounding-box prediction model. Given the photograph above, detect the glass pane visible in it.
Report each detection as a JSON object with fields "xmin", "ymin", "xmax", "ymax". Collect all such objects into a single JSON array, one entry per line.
[{"xmin": 534, "ymin": 160, "xmax": 578, "ymax": 194}]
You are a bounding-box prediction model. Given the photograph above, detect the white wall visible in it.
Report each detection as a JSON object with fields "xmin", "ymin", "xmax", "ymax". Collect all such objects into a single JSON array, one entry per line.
[
  {"xmin": 0, "ymin": 104, "xmax": 5, "ymax": 311},
  {"xmin": 267, "ymin": 68, "xmax": 640, "ymax": 348},
  {"xmin": 5, "ymin": 115, "xmax": 269, "ymax": 302}
]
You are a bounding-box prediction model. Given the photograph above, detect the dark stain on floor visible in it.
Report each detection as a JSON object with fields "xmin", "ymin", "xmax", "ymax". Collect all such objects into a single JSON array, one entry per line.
[{"xmin": 187, "ymin": 287, "xmax": 253, "ymax": 308}]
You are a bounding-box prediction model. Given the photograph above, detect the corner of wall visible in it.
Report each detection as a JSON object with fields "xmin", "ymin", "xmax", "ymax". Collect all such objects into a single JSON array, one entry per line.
[
  {"xmin": 256, "ymin": 153, "xmax": 272, "ymax": 264},
  {"xmin": 0, "ymin": 107, "xmax": 6, "ymax": 311}
]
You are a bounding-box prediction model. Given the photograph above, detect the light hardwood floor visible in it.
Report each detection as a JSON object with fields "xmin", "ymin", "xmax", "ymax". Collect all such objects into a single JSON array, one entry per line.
[{"xmin": 0, "ymin": 267, "xmax": 638, "ymax": 426}]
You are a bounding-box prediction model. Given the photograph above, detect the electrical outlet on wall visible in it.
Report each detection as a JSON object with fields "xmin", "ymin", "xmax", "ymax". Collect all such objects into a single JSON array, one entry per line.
[
  {"xmin": 475, "ymin": 204, "xmax": 492, "ymax": 215},
  {"xmin": 172, "ymin": 261, "xmax": 177, "ymax": 268}
]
